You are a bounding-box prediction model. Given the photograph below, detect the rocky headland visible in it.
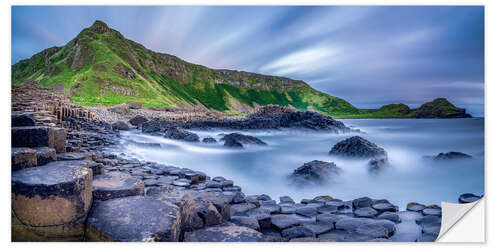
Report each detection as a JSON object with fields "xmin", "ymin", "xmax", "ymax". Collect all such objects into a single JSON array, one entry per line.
[{"xmin": 11, "ymin": 82, "xmax": 481, "ymax": 242}]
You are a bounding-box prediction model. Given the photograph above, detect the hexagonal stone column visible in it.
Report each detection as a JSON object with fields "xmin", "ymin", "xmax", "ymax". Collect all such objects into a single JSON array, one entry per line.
[
  {"xmin": 11, "ymin": 163, "xmax": 93, "ymax": 241},
  {"xmin": 92, "ymin": 172, "xmax": 145, "ymax": 201}
]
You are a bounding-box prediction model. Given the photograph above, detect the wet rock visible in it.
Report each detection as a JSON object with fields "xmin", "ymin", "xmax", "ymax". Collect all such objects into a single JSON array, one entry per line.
[
  {"xmin": 329, "ymin": 136, "xmax": 387, "ymax": 159},
  {"xmin": 372, "ymin": 202, "xmax": 398, "ymax": 213},
  {"xmin": 11, "ymin": 147, "xmax": 37, "ymax": 171},
  {"xmin": 193, "ymin": 197, "xmax": 223, "ymax": 226},
  {"xmin": 271, "ymin": 214, "xmax": 301, "ymax": 231},
  {"xmin": 370, "ymin": 219, "xmax": 396, "ymax": 236},
  {"xmin": 368, "ymin": 158, "xmax": 388, "ymax": 171},
  {"xmin": 33, "ymin": 147, "xmax": 57, "ymax": 166},
  {"xmin": 52, "ymin": 128, "xmax": 67, "ymax": 153},
  {"xmin": 231, "ymin": 203, "xmax": 257, "ymax": 216},
  {"xmin": 86, "ymin": 196, "xmax": 181, "ymax": 241},
  {"xmin": 223, "ymin": 137, "xmax": 243, "ymax": 148},
  {"xmin": 318, "ymin": 230, "xmax": 350, "ymax": 241},
  {"xmin": 353, "ymin": 197, "xmax": 373, "ymax": 209},
  {"xmin": 406, "ymin": 202, "xmax": 426, "ymax": 212},
  {"xmin": 419, "ymin": 233, "xmax": 438, "ymax": 242},
  {"xmin": 202, "ymin": 137, "xmax": 217, "ymax": 143},
  {"xmin": 355, "ymin": 223, "xmax": 388, "ymax": 238},
  {"xmin": 317, "ymin": 204, "xmax": 339, "ymax": 214},
  {"xmin": 184, "ymin": 222, "xmax": 265, "ymax": 242},
  {"xmin": 231, "ymin": 216, "xmax": 260, "ymax": 231},
  {"xmin": 112, "ymin": 121, "xmax": 130, "ymax": 130},
  {"xmin": 289, "ymin": 160, "xmax": 341, "ymax": 185},
  {"xmin": 164, "ymin": 127, "xmax": 199, "ymax": 142},
  {"xmin": 335, "ymin": 217, "xmax": 374, "ymax": 231},
  {"xmin": 281, "ymin": 225, "xmax": 314, "ymax": 239},
  {"xmin": 296, "ymin": 206, "xmax": 318, "ymax": 218},
  {"xmin": 302, "ymin": 221, "xmax": 334, "ymax": 236},
  {"xmin": 57, "ymin": 152, "xmax": 94, "ymax": 161},
  {"xmin": 416, "ymin": 215, "xmax": 441, "ymax": 227},
  {"xmin": 246, "ymin": 207, "xmax": 272, "ymax": 229},
  {"xmin": 157, "ymin": 176, "xmax": 179, "ymax": 185},
  {"xmin": 354, "ymin": 207, "xmax": 378, "ymax": 218},
  {"xmin": 129, "ymin": 115, "xmax": 148, "ymax": 127},
  {"xmin": 279, "ymin": 204, "xmax": 297, "ymax": 214},
  {"xmin": 422, "ymin": 225, "xmax": 441, "ymax": 236},
  {"xmin": 221, "ymin": 133, "xmax": 267, "ymax": 146},
  {"xmin": 12, "ymin": 112, "xmax": 35, "ymax": 126},
  {"xmin": 232, "ymin": 191, "xmax": 246, "ymax": 204},
  {"xmin": 12, "ymin": 126, "xmax": 57, "ymax": 149},
  {"xmin": 108, "ymin": 103, "xmax": 130, "ymax": 115},
  {"xmin": 432, "ymin": 151, "xmax": 472, "ymax": 160},
  {"xmin": 422, "ymin": 206, "xmax": 442, "ymax": 217},
  {"xmin": 12, "ymin": 162, "xmax": 92, "ymax": 241},
  {"xmin": 92, "ymin": 172, "xmax": 145, "ymax": 201},
  {"xmin": 459, "ymin": 193, "xmax": 481, "ymax": 203},
  {"xmin": 279, "ymin": 196, "xmax": 295, "ymax": 204},
  {"xmin": 377, "ymin": 212, "xmax": 400, "ymax": 223}
]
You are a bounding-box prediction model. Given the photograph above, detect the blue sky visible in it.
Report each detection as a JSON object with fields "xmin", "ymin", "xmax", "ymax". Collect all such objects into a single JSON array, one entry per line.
[{"xmin": 11, "ymin": 6, "xmax": 484, "ymax": 116}]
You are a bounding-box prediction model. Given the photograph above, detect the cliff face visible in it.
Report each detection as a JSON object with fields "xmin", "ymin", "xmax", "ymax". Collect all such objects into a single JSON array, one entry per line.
[{"xmin": 12, "ymin": 20, "xmax": 360, "ymax": 117}]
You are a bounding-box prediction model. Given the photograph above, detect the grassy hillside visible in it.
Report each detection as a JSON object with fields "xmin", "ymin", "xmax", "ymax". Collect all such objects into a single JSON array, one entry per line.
[{"xmin": 12, "ymin": 20, "xmax": 360, "ymax": 117}]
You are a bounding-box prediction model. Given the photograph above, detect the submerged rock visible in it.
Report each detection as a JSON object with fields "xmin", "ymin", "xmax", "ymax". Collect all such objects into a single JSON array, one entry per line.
[
  {"xmin": 329, "ymin": 136, "xmax": 387, "ymax": 159},
  {"xmin": 164, "ymin": 127, "xmax": 199, "ymax": 142},
  {"xmin": 458, "ymin": 193, "xmax": 482, "ymax": 203},
  {"xmin": 202, "ymin": 137, "xmax": 217, "ymax": 143},
  {"xmin": 289, "ymin": 160, "xmax": 341, "ymax": 185},
  {"xmin": 220, "ymin": 133, "xmax": 267, "ymax": 147}
]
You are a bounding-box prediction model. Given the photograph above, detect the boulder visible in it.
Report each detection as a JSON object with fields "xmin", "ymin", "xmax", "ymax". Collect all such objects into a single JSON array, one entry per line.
[
  {"xmin": 329, "ymin": 136, "xmax": 387, "ymax": 159},
  {"xmin": 92, "ymin": 172, "xmax": 145, "ymax": 201},
  {"xmin": 223, "ymin": 137, "xmax": 243, "ymax": 148},
  {"xmin": 281, "ymin": 225, "xmax": 314, "ymax": 239},
  {"xmin": 406, "ymin": 202, "xmax": 426, "ymax": 212},
  {"xmin": 183, "ymin": 222, "xmax": 265, "ymax": 242},
  {"xmin": 377, "ymin": 212, "xmax": 400, "ymax": 223},
  {"xmin": 86, "ymin": 196, "xmax": 181, "ymax": 241},
  {"xmin": 354, "ymin": 207, "xmax": 378, "ymax": 218},
  {"xmin": 231, "ymin": 203, "xmax": 257, "ymax": 216},
  {"xmin": 296, "ymin": 206, "xmax": 318, "ymax": 218},
  {"xmin": 302, "ymin": 221, "xmax": 334, "ymax": 236},
  {"xmin": 316, "ymin": 213, "xmax": 350, "ymax": 226},
  {"xmin": 202, "ymin": 137, "xmax": 217, "ymax": 143},
  {"xmin": 458, "ymin": 193, "xmax": 482, "ymax": 203},
  {"xmin": 289, "ymin": 160, "xmax": 341, "ymax": 185},
  {"xmin": 368, "ymin": 158, "xmax": 388, "ymax": 171},
  {"xmin": 220, "ymin": 133, "xmax": 267, "ymax": 146},
  {"xmin": 108, "ymin": 103, "xmax": 130, "ymax": 115},
  {"xmin": 129, "ymin": 115, "xmax": 148, "ymax": 127},
  {"xmin": 11, "ymin": 162, "xmax": 92, "ymax": 241},
  {"xmin": 129, "ymin": 102, "xmax": 142, "ymax": 109},
  {"xmin": 279, "ymin": 196, "xmax": 295, "ymax": 204},
  {"xmin": 270, "ymin": 214, "xmax": 301, "ymax": 231},
  {"xmin": 33, "ymin": 147, "xmax": 57, "ymax": 166},
  {"xmin": 231, "ymin": 216, "xmax": 260, "ymax": 231},
  {"xmin": 11, "ymin": 147, "xmax": 37, "ymax": 171},
  {"xmin": 422, "ymin": 207, "xmax": 442, "ymax": 217},
  {"xmin": 164, "ymin": 127, "xmax": 199, "ymax": 142},
  {"xmin": 112, "ymin": 121, "xmax": 130, "ymax": 130},
  {"xmin": 12, "ymin": 112, "xmax": 35, "ymax": 126}
]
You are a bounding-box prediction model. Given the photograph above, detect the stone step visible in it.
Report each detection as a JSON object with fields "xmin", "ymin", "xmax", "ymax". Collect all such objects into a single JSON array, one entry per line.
[
  {"xmin": 12, "ymin": 126, "xmax": 67, "ymax": 153},
  {"xmin": 85, "ymin": 196, "xmax": 181, "ymax": 241},
  {"xmin": 92, "ymin": 172, "xmax": 145, "ymax": 201},
  {"xmin": 11, "ymin": 162, "xmax": 93, "ymax": 241},
  {"xmin": 12, "ymin": 147, "xmax": 37, "ymax": 171},
  {"xmin": 33, "ymin": 147, "xmax": 57, "ymax": 166},
  {"xmin": 12, "ymin": 112, "xmax": 35, "ymax": 127}
]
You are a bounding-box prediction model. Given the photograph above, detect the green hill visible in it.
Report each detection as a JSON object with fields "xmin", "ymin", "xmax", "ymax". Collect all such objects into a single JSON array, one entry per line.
[{"xmin": 12, "ymin": 20, "xmax": 360, "ymax": 117}]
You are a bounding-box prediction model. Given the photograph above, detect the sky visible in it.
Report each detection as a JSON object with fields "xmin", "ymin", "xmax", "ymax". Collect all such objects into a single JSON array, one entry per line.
[{"xmin": 11, "ymin": 6, "xmax": 484, "ymax": 116}]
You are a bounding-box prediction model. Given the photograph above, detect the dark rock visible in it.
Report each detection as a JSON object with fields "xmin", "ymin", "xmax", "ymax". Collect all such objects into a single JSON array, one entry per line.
[
  {"xmin": 353, "ymin": 197, "xmax": 373, "ymax": 209},
  {"xmin": 33, "ymin": 147, "xmax": 57, "ymax": 166},
  {"xmin": 335, "ymin": 217, "xmax": 375, "ymax": 231},
  {"xmin": 355, "ymin": 224, "xmax": 388, "ymax": 238},
  {"xmin": 12, "ymin": 162, "xmax": 92, "ymax": 241},
  {"xmin": 433, "ymin": 151, "xmax": 472, "ymax": 160},
  {"xmin": 202, "ymin": 137, "xmax": 217, "ymax": 143},
  {"xmin": 271, "ymin": 214, "xmax": 301, "ymax": 231},
  {"xmin": 377, "ymin": 212, "xmax": 400, "ymax": 223},
  {"xmin": 223, "ymin": 137, "xmax": 243, "ymax": 148},
  {"xmin": 12, "ymin": 126, "xmax": 63, "ymax": 149},
  {"xmin": 129, "ymin": 115, "xmax": 148, "ymax": 127},
  {"xmin": 164, "ymin": 127, "xmax": 199, "ymax": 142},
  {"xmin": 406, "ymin": 202, "xmax": 426, "ymax": 212},
  {"xmin": 231, "ymin": 203, "xmax": 257, "ymax": 216},
  {"xmin": 422, "ymin": 206, "xmax": 442, "ymax": 217},
  {"xmin": 184, "ymin": 222, "xmax": 265, "ymax": 242},
  {"xmin": 296, "ymin": 206, "xmax": 318, "ymax": 218},
  {"xmin": 317, "ymin": 213, "xmax": 350, "ymax": 226},
  {"xmin": 221, "ymin": 133, "xmax": 267, "ymax": 146},
  {"xmin": 416, "ymin": 215, "xmax": 441, "ymax": 227},
  {"xmin": 86, "ymin": 196, "xmax": 181, "ymax": 241},
  {"xmin": 246, "ymin": 208, "xmax": 272, "ymax": 229},
  {"xmin": 279, "ymin": 204, "xmax": 297, "ymax": 214},
  {"xmin": 370, "ymin": 219, "xmax": 396, "ymax": 236},
  {"xmin": 329, "ymin": 136, "xmax": 387, "ymax": 159},
  {"xmin": 112, "ymin": 121, "xmax": 130, "ymax": 130},
  {"xmin": 11, "ymin": 147, "xmax": 37, "ymax": 171},
  {"xmin": 372, "ymin": 202, "xmax": 398, "ymax": 213},
  {"xmin": 231, "ymin": 216, "xmax": 260, "ymax": 231},
  {"xmin": 12, "ymin": 112, "xmax": 35, "ymax": 127},
  {"xmin": 289, "ymin": 160, "xmax": 341, "ymax": 185},
  {"xmin": 302, "ymin": 221, "xmax": 334, "ymax": 236},
  {"xmin": 92, "ymin": 172, "xmax": 145, "ymax": 201},
  {"xmin": 281, "ymin": 225, "xmax": 314, "ymax": 239},
  {"xmin": 317, "ymin": 204, "xmax": 339, "ymax": 214},
  {"xmin": 368, "ymin": 158, "xmax": 388, "ymax": 171},
  {"xmin": 354, "ymin": 207, "xmax": 378, "ymax": 218},
  {"xmin": 458, "ymin": 193, "xmax": 481, "ymax": 203},
  {"xmin": 232, "ymin": 191, "xmax": 246, "ymax": 204},
  {"xmin": 279, "ymin": 196, "xmax": 295, "ymax": 204}
]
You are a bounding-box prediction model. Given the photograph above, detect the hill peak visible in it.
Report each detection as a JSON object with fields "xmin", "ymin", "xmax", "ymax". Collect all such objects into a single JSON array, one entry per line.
[{"xmin": 88, "ymin": 20, "xmax": 112, "ymax": 34}]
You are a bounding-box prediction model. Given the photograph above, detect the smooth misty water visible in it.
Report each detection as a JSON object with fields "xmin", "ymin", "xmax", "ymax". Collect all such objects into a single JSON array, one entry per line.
[{"xmin": 111, "ymin": 118, "xmax": 484, "ymax": 208}]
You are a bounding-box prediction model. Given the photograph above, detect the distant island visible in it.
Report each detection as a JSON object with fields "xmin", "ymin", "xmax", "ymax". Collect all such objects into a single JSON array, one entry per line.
[{"xmin": 11, "ymin": 20, "xmax": 471, "ymax": 119}]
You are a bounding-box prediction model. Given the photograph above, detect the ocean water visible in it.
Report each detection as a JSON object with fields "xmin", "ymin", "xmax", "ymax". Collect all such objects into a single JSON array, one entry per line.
[{"xmin": 111, "ymin": 118, "xmax": 484, "ymax": 208}]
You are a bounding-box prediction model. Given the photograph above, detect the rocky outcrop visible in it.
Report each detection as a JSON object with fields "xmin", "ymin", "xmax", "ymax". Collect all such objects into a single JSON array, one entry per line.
[
  {"xmin": 129, "ymin": 115, "xmax": 148, "ymax": 127},
  {"xmin": 164, "ymin": 127, "xmax": 200, "ymax": 142},
  {"xmin": 289, "ymin": 160, "xmax": 341, "ymax": 185},
  {"xmin": 329, "ymin": 136, "xmax": 387, "ymax": 159},
  {"xmin": 108, "ymin": 103, "xmax": 130, "ymax": 115},
  {"xmin": 220, "ymin": 133, "xmax": 266, "ymax": 148},
  {"xmin": 112, "ymin": 121, "xmax": 130, "ymax": 130},
  {"xmin": 202, "ymin": 137, "xmax": 217, "ymax": 143},
  {"xmin": 427, "ymin": 151, "xmax": 472, "ymax": 160}
]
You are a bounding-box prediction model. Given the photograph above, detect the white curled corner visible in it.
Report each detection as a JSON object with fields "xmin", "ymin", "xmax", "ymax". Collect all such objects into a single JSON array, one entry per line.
[{"xmin": 436, "ymin": 198, "xmax": 485, "ymax": 242}]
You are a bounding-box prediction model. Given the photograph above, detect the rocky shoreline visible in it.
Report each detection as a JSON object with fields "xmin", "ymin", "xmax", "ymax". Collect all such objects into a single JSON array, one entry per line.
[{"xmin": 11, "ymin": 83, "xmax": 481, "ymax": 242}]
